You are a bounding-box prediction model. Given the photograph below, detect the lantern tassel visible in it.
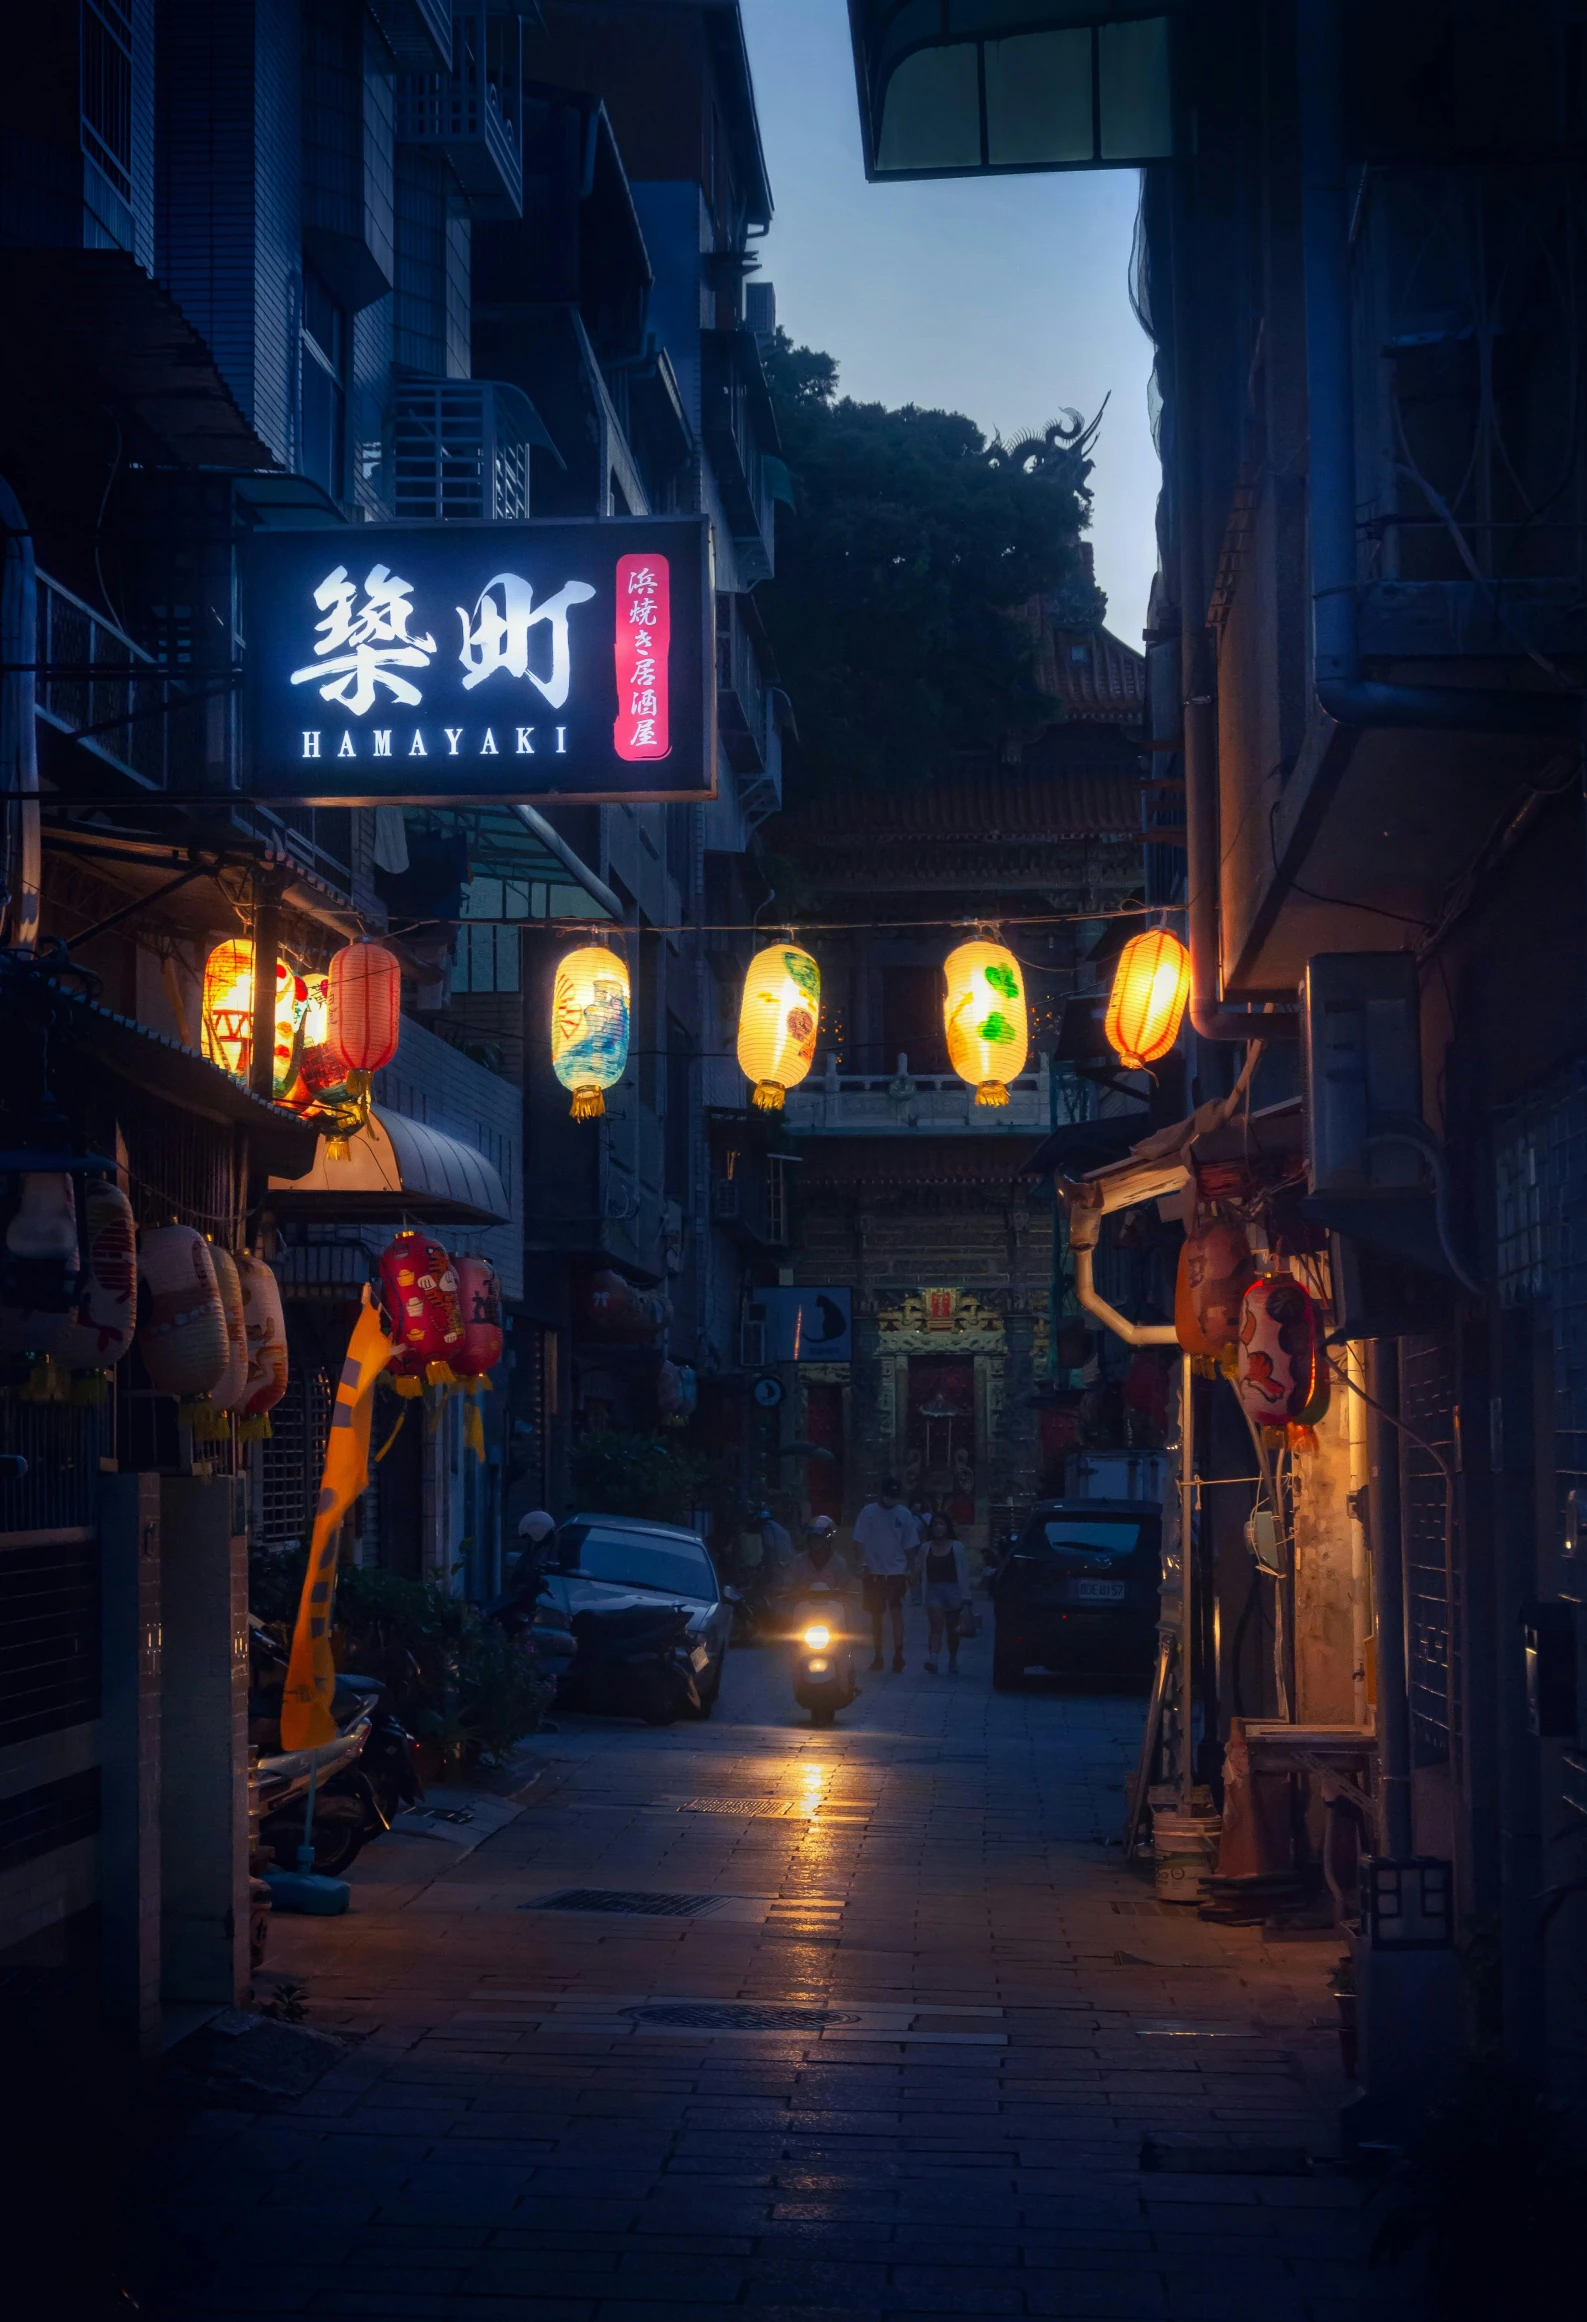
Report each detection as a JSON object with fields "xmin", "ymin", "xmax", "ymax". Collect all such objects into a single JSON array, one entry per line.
[
  {"xmin": 973, "ymin": 1080, "xmax": 1010, "ymax": 1109},
  {"xmin": 236, "ymin": 1412, "xmax": 274, "ymax": 1443},
  {"xmin": 751, "ymin": 1080, "xmax": 786, "ymax": 1112},
  {"xmin": 569, "ymin": 1084, "xmax": 606, "ymax": 1121}
]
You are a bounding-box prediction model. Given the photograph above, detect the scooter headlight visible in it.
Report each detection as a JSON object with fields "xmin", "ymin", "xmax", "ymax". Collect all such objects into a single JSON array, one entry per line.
[
  {"xmin": 802, "ymin": 1623, "xmax": 831, "ymax": 1650},
  {"xmin": 805, "ymin": 1656, "xmax": 830, "ymax": 1674}
]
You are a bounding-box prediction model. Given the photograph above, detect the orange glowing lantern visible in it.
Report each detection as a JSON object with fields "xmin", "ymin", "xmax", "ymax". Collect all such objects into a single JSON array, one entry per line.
[
  {"xmin": 326, "ymin": 941, "xmax": 402, "ymax": 1079},
  {"xmin": 1105, "ymin": 928, "xmax": 1191, "ymax": 1069},
  {"xmin": 201, "ymin": 942, "xmax": 309, "ymax": 1095}
]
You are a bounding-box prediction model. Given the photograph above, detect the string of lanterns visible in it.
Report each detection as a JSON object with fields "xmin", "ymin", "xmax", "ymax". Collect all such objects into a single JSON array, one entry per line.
[{"xmin": 547, "ymin": 923, "xmax": 1190, "ymax": 1120}]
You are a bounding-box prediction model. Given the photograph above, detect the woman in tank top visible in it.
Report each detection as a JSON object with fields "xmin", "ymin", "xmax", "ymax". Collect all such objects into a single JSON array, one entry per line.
[{"xmin": 921, "ymin": 1511, "xmax": 971, "ymax": 1674}]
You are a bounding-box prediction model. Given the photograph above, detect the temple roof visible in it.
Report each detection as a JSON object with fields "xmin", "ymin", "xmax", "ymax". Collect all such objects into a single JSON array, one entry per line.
[{"xmin": 1038, "ymin": 623, "xmax": 1148, "ymax": 726}]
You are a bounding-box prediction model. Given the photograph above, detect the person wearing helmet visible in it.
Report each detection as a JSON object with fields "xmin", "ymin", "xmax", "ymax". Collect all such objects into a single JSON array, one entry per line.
[
  {"xmin": 517, "ymin": 1510, "xmax": 555, "ymax": 1545},
  {"xmin": 783, "ymin": 1513, "xmax": 852, "ymax": 1601}
]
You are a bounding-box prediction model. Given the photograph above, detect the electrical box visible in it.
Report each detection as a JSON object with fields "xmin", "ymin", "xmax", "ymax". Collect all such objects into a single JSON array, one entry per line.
[
  {"xmin": 1521, "ymin": 1602, "xmax": 1578, "ymax": 1739},
  {"xmin": 1301, "ymin": 953, "xmax": 1423, "ymax": 1198},
  {"xmin": 1360, "ymin": 1856, "xmax": 1453, "ymax": 1951}
]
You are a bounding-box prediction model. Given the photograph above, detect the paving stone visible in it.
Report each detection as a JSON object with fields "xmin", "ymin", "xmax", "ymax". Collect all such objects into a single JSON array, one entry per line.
[{"xmin": 135, "ymin": 1648, "xmax": 1370, "ymax": 2315}]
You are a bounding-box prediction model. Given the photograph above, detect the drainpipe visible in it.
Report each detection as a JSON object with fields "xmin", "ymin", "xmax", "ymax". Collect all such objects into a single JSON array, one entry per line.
[
  {"xmin": 1064, "ymin": 1182, "xmax": 1179, "ymax": 1349},
  {"xmin": 0, "ymin": 478, "xmax": 40, "ymax": 953}
]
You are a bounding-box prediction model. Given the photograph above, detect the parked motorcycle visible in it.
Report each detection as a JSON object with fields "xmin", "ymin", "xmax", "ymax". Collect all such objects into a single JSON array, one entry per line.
[
  {"xmin": 248, "ymin": 1623, "xmax": 422, "ymax": 1876},
  {"xmin": 790, "ymin": 1583, "xmax": 859, "ymax": 1728},
  {"xmin": 557, "ymin": 1599, "xmax": 702, "ymax": 1726}
]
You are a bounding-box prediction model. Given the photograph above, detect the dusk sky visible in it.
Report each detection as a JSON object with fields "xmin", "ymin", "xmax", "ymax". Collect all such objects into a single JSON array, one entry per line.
[{"xmin": 739, "ymin": 0, "xmax": 1161, "ymax": 645}]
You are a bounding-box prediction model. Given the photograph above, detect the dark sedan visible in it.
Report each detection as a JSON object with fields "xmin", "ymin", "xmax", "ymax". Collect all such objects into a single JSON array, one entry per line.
[{"xmin": 990, "ymin": 1499, "xmax": 1161, "ymax": 1687}]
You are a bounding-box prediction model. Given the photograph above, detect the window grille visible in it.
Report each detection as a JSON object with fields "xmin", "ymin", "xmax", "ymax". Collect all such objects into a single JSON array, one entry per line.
[
  {"xmin": 81, "ymin": 0, "xmax": 134, "ymax": 202},
  {"xmin": 258, "ymin": 1362, "xmax": 335, "ymax": 1550},
  {"xmin": 452, "ymin": 921, "xmax": 520, "ymax": 993},
  {"xmin": 391, "ymin": 379, "xmax": 538, "ymax": 520},
  {"xmin": 1399, "ymin": 1332, "xmax": 1459, "ymax": 1770}
]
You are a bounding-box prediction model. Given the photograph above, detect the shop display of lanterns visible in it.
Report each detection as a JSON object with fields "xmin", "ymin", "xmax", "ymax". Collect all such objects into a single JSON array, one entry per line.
[
  {"xmin": 452, "ymin": 1254, "xmax": 504, "ymax": 1379},
  {"xmin": 1175, "ymin": 1220, "xmax": 1257, "ymax": 1358},
  {"xmin": 943, "ymin": 939, "xmax": 1028, "ymax": 1108},
  {"xmin": 551, "ymin": 943, "xmax": 631, "ymax": 1120},
  {"xmin": 37, "ymin": 1180, "xmax": 137, "ymax": 1373},
  {"xmin": 326, "ymin": 939, "xmax": 403, "ymax": 1079},
  {"xmin": 737, "ymin": 942, "xmax": 820, "ymax": 1112},
  {"xmin": 1105, "ymin": 927, "xmax": 1191, "ymax": 1070}
]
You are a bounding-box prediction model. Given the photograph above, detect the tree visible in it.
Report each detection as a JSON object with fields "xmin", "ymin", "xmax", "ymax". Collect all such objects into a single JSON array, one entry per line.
[{"xmin": 759, "ymin": 330, "xmax": 1105, "ymax": 803}]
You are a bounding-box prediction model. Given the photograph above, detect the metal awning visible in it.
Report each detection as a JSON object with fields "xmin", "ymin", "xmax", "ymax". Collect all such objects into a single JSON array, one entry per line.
[
  {"xmin": 0, "ymin": 248, "xmax": 282, "ymax": 468},
  {"xmin": 267, "ymin": 1107, "xmax": 510, "ymax": 1225}
]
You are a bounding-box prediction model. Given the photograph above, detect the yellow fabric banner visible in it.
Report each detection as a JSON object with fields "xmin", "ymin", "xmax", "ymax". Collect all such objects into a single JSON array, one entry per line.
[{"xmin": 280, "ymin": 1285, "xmax": 392, "ymax": 1751}]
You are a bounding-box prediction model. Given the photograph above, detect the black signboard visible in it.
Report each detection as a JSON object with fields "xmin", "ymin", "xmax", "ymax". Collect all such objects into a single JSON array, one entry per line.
[{"xmin": 240, "ymin": 515, "xmax": 714, "ymax": 804}]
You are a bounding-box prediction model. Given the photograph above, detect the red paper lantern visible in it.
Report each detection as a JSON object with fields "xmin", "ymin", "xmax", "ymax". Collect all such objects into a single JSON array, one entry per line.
[
  {"xmin": 379, "ymin": 1231, "xmax": 463, "ymax": 1367},
  {"xmin": 1235, "ymin": 1273, "xmax": 1329, "ymax": 1431},
  {"xmin": 451, "ymin": 1254, "xmax": 503, "ymax": 1380},
  {"xmin": 327, "ymin": 941, "xmax": 402, "ymax": 1078}
]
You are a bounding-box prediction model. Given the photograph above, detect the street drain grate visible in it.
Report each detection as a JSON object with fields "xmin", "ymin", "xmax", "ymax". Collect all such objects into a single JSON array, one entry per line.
[
  {"xmin": 623, "ymin": 2002, "xmax": 859, "ymax": 2031},
  {"xmin": 675, "ymin": 1797, "xmax": 807, "ymax": 1816},
  {"xmin": 524, "ymin": 1889, "xmax": 722, "ymax": 1918}
]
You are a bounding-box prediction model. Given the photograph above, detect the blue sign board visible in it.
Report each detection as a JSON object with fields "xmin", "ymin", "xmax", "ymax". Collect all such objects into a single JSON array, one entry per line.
[{"xmin": 240, "ymin": 515, "xmax": 713, "ymax": 804}]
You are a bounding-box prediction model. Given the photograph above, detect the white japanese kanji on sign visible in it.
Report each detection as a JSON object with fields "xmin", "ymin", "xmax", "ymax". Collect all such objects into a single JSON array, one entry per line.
[
  {"xmin": 456, "ymin": 572, "xmax": 597, "ymax": 704},
  {"xmin": 612, "ymin": 553, "xmax": 671, "ymax": 761},
  {"xmin": 289, "ymin": 564, "xmax": 437, "ymax": 715}
]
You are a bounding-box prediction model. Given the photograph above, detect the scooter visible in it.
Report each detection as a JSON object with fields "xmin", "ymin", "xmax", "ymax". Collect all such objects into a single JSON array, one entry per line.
[
  {"xmin": 790, "ymin": 1583, "xmax": 859, "ymax": 1728},
  {"xmin": 560, "ymin": 1600, "xmax": 703, "ymax": 1726},
  {"xmin": 248, "ymin": 1623, "xmax": 422, "ymax": 1876}
]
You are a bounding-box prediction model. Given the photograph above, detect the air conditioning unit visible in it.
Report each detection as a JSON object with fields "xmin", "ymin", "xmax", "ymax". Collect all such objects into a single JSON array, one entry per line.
[{"xmin": 390, "ymin": 378, "xmax": 559, "ymax": 521}]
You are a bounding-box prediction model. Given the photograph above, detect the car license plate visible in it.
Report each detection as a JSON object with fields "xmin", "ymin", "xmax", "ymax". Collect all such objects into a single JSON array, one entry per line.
[
  {"xmin": 1073, "ymin": 1579, "xmax": 1126, "ymax": 1603},
  {"xmin": 690, "ymin": 1644, "xmax": 711, "ymax": 1670}
]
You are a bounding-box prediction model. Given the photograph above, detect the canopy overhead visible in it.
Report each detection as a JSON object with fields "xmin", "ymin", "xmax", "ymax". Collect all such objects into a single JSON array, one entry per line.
[{"xmin": 267, "ymin": 1108, "xmax": 509, "ymax": 1225}]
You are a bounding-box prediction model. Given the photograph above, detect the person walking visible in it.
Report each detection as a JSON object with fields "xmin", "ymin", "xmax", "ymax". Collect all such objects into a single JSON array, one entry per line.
[
  {"xmin": 852, "ymin": 1478, "xmax": 921, "ymax": 1672},
  {"xmin": 920, "ymin": 1512, "xmax": 972, "ymax": 1674}
]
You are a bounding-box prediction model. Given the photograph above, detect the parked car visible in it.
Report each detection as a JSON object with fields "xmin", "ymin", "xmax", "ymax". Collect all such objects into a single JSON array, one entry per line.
[
  {"xmin": 989, "ymin": 1498, "xmax": 1161, "ymax": 1688},
  {"xmin": 541, "ymin": 1515, "xmax": 732, "ymax": 1719}
]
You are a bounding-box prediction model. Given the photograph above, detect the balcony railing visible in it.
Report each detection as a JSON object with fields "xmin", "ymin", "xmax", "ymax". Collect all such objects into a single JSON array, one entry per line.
[
  {"xmin": 784, "ymin": 1052, "xmax": 1051, "ymax": 1135},
  {"xmin": 700, "ymin": 329, "xmax": 782, "ymax": 583},
  {"xmin": 394, "ymin": 3, "xmax": 524, "ymax": 219},
  {"xmin": 34, "ymin": 569, "xmax": 191, "ymax": 792}
]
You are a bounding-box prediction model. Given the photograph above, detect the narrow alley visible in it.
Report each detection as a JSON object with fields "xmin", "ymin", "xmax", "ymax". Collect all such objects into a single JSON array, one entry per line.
[{"xmin": 141, "ymin": 1641, "xmax": 1389, "ymax": 2322}]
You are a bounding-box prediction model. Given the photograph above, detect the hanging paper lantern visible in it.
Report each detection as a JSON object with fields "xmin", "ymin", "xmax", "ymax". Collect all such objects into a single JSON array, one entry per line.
[
  {"xmin": 551, "ymin": 944, "xmax": 631, "ymax": 1120},
  {"xmin": 1235, "ymin": 1273, "xmax": 1329, "ymax": 1432},
  {"xmin": 326, "ymin": 940, "xmax": 403, "ymax": 1078},
  {"xmin": 35, "ymin": 1181, "xmax": 136, "ymax": 1371},
  {"xmin": 379, "ymin": 1230, "xmax": 464, "ymax": 1368},
  {"xmin": 1176, "ymin": 1221, "xmax": 1256, "ymax": 1357},
  {"xmin": 236, "ymin": 1252, "xmax": 289, "ymax": 1436},
  {"xmin": 201, "ymin": 940, "xmax": 255, "ymax": 1079},
  {"xmin": 943, "ymin": 940, "xmax": 1028, "ymax": 1108},
  {"xmin": 737, "ymin": 942, "xmax": 820, "ymax": 1112},
  {"xmin": 1106, "ymin": 928, "xmax": 1191, "ymax": 1070},
  {"xmin": 576, "ymin": 1268, "xmax": 672, "ymax": 1341},
  {"xmin": 451, "ymin": 1254, "xmax": 503, "ymax": 1380},
  {"xmin": 0, "ymin": 1173, "xmax": 80, "ymax": 1316},
  {"xmin": 137, "ymin": 1224, "xmax": 228, "ymax": 1399},
  {"xmin": 209, "ymin": 1246, "xmax": 249, "ymax": 1410}
]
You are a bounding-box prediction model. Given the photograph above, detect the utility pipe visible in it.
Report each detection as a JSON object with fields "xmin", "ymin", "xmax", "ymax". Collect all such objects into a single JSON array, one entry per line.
[
  {"xmin": 512, "ymin": 801, "xmax": 624, "ymax": 922},
  {"xmin": 0, "ymin": 477, "xmax": 40, "ymax": 953},
  {"xmin": 1364, "ymin": 1337, "xmax": 1413, "ymax": 1856},
  {"xmin": 1062, "ymin": 1179, "xmax": 1180, "ymax": 1348}
]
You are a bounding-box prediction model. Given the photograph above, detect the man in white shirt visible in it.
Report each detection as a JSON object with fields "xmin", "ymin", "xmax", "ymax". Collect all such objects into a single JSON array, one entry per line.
[{"xmin": 852, "ymin": 1478, "xmax": 921, "ymax": 1672}]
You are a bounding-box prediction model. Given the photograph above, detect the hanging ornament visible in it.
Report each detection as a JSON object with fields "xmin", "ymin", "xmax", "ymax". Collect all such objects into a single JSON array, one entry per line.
[
  {"xmin": 1235, "ymin": 1273, "xmax": 1329, "ymax": 1432},
  {"xmin": 236, "ymin": 1252, "xmax": 289, "ymax": 1439},
  {"xmin": 551, "ymin": 944, "xmax": 630, "ymax": 1120},
  {"xmin": 1175, "ymin": 1220, "xmax": 1256, "ymax": 1357},
  {"xmin": 576, "ymin": 1268, "xmax": 672, "ymax": 1341},
  {"xmin": 326, "ymin": 941, "xmax": 402, "ymax": 1078},
  {"xmin": 451, "ymin": 1254, "xmax": 503, "ymax": 1380},
  {"xmin": 34, "ymin": 1180, "xmax": 136, "ymax": 1372},
  {"xmin": 943, "ymin": 939, "xmax": 1028, "ymax": 1108},
  {"xmin": 201, "ymin": 940, "xmax": 255, "ymax": 1080},
  {"xmin": 379, "ymin": 1230, "xmax": 464, "ymax": 1371},
  {"xmin": 137, "ymin": 1224, "xmax": 229, "ymax": 1401},
  {"xmin": 737, "ymin": 942, "xmax": 820, "ymax": 1112},
  {"xmin": 1105, "ymin": 928, "xmax": 1191, "ymax": 1070}
]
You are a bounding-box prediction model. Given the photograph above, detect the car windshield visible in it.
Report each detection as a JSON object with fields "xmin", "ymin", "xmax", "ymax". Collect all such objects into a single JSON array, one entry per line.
[
  {"xmin": 1029, "ymin": 1517, "xmax": 1146, "ymax": 1560},
  {"xmin": 549, "ymin": 1523, "xmax": 716, "ymax": 1601}
]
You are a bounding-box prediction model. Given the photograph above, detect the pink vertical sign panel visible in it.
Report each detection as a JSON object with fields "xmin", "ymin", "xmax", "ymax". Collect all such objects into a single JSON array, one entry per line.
[{"xmin": 613, "ymin": 552, "xmax": 671, "ymax": 761}]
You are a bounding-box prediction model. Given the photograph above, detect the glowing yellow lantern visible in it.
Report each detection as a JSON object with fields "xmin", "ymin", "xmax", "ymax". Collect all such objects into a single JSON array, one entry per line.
[
  {"xmin": 737, "ymin": 943, "xmax": 820, "ymax": 1111},
  {"xmin": 1105, "ymin": 928, "xmax": 1191, "ymax": 1068},
  {"xmin": 201, "ymin": 941, "xmax": 316, "ymax": 1097},
  {"xmin": 551, "ymin": 944, "xmax": 631, "ymax": 1120},
  {"xmin": 943, "ymin": 939, "xmax": 1028, "ymax": 1107}
]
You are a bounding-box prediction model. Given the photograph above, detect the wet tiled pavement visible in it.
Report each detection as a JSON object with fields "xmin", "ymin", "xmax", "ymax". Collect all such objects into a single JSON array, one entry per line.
[{"xmin": 140, "ymin": 1622, "xmax": 1396, "ymax": 2319}]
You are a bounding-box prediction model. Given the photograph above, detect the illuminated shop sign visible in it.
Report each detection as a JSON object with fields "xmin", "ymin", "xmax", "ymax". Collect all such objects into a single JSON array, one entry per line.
[{"xmin": 240, "ymin": 516, "xmax": 713, "ymax": 804}]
